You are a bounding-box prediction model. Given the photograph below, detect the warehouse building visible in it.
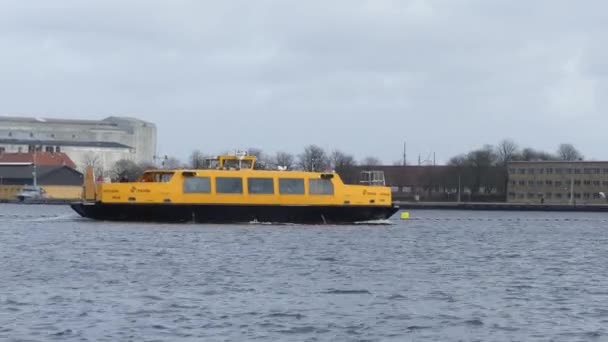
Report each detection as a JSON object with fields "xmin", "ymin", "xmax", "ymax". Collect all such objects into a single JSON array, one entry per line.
[
  {"xmin": 507, "ymin": 161, "xmax": 608, "ymax": 204},
  {"xmin": 0, "ymin": 115, "xmax": 156, "ymax": 174}
]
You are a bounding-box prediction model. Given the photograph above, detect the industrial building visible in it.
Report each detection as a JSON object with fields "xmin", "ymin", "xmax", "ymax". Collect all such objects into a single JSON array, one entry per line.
[
  {"xmin": 0, "ymin": 116, "xmax": 156, "ymax": 174},
  {"xmin": 507, "ymin": 161, "xmax": 608, "ymax": 204},
  {"xmin": 349, "ymin": 165, "xmax": 506, "ymax": 202}
]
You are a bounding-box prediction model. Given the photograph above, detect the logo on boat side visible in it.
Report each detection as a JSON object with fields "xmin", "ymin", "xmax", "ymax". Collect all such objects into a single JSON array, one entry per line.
[{"xmin": 130, "ymin": 186, "xmax": 151, "ymax": 193}]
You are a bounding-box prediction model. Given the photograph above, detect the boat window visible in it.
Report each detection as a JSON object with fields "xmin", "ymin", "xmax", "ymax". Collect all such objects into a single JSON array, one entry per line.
[
  {"xmin": 248, "ymin": 178, "xmax": 274, "ymax": 194},
  {"xmin": 279, "ymin": 178, "xmax": 305, "ymax": 195},
  {"xmin": 140, "ymin": 172, "xmax": 174, "ymax": 183},
  {"xmin": 309, "ymin": 179, "xmax": 334, "ymax": 195},
  {"xmin": 216, "ymin": 177, "xmax": 243, "ymax": 194},
  {"xmin": 183, "ymin": 177, "xmax": 211, "ymax": 193}
]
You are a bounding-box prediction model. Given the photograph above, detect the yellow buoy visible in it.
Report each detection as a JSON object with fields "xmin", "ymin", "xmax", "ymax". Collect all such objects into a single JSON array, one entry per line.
[{"xmin": 400, "ymin": 211, "xmax": 410, "ymax": 220}]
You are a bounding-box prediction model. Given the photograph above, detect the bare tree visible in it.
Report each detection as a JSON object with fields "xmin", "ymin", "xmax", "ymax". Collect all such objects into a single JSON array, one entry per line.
[
  {"xmin": 361, "ymin": 156, "xmax": 381, "ymax": 166},
  {"xmin": 521, "ymin": 148, "xmax": 555, "ymax": 161},
  {"xmin": 189, "ymin": 150, "xmax": 206, "ymax": 168},
  {"xmin": 82, "ymin": 153, "xmax": 104, "ymax": 178},
  {"xmin": 495, "ymin": 139, "xmax": 519, "ymax": 166},
  {"xmin": 274, "ymin": 151, "xmax": 295, "ymax": 170},
  {"xmin": 111, "ymin": 159, "xmax": 144, "ymax": 181},
  {"xmin": 298, "ymin": 145, "xmax": 329, "ymax": 171},
  {"xmin": 330, "ymin": 150, "xmax": 357, "ymax": 183},
  {"xmin": 247, "ymin": 148, "xmax": 268, "ymax": 169},
  {"xmin": 557, "ymin": 143, "xmax": 583, "ymax": 161},
  {"xmin": 163, "ymin": 157, "xmax": 182, "ymax": 169}
]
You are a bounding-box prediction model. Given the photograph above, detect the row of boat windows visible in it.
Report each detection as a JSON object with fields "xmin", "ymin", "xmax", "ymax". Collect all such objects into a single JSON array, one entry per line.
[{"xmin": 183, "ymin": 177, "xmax": 334, "ymax": 195}]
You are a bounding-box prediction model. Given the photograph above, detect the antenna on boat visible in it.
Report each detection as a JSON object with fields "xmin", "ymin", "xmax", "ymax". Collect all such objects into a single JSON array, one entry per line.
[{"xmin": 235, "ymin": 149, "xmax": 247, "ymax": 169}]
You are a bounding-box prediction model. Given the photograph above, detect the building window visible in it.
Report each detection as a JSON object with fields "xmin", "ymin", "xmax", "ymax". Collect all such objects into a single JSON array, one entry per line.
[
  {"xmin": 183, "ymin": 177, "xmax": 211, "ymax": 193},
  {"xmin": 555, "ymin": 181, "xmax": 562, "ymax": 187},
  {"xmin": 8, "ymin": 132, "xmax": 11, "ymax": 137},
  {"xmin": 539, "ymin": 168, "xmax": 545, "ymax": 174},
  {"xmin": 511, "ymin": 180, "xmax": 516, "ymax": 186},
  {"xmin": 583, "ymin": 180, "xmax": 591, "ymax": 186},
  {"xmin": 593, "ymin": 193, "xmax": 601, "ymax": 199},
  {"xmin": 603, "ymin": 168, "xmax": 608, "ymax": 174},
  {"xmin": 556, "ymin": 193, "xmax": 562, "ymax": 199},
  {"xmin": 603, "ymin": 181, "xmax": 608, "ymax": 186},
  {"xmin": 574, "ymin": 180, "xmax": 581, "ymax": 186},
  {"xmin": 574, "ymin": 169, "xmax": 582, "ymax": 174},
  {"xmin": 536, "ymin": 180, "xmax": 543, "ymax": 186},
  {"xmin": 583, "ymin": 193, "xmax": 591, "ymax": 199},
  {"xmin": 575, "ymin": 193, "xmax": 581, "ymax": 199},
  {"xmin": 593, "ymin": 180, "xmax": 600, "ymax": 186},
  {"xmin": 309, "ymin": 179, "xmax": 334, "ymax": 195},
  {"xmin": 545, "ymin": 180, "xmax": 553, "ymax": 185},
  {"xmin": 555, "ymin": 168, "xmax": 563, "ymax": 174},
  {"xmin": 545, "ymin": 193, "xmax": 553, "ymax": 199},
  {"xmin": 528, "ymin": 180, "xmax": 535, "ymax": 186},
  {"xmin": 528, "ymin": 168, "xmax": 536, "ymax": 174},
  {"xmin": 279, "ymin": 178, "xmax": 305, "ymax": 195},
  {"xmin": 508, "ymin": 192, "xmax": 516, "ymax": 198},
  {"xmin": 517, "ymin": 193, "xmax": 524, "ymax": 199},
  {"xmin": 527, "ymin": 193, "xmax": 535, "ymax": 198},
  {"xmin": 29, "ymin": 132, "xmax": 34, "ymax": 137},
  {"xmin": 56, "ymin": 146, "xmax": 61, "ymax": 153},
  {"xmin": 45, "ymin": 146, "xmax": 54, "ymax": 153},
  {"xmin": 546, "ymin": 168, "xmax": 554, "ymax": 174},
  {"xmin": 518, "ymin": 168, "xmax": 526, "ymax": 175},
  {"xmin": 0, "ymin": 147, "xmax": 4, "ymax": 153},
  {"xmin": 508, "ymin": 168, "xmax": 515, "ymax": 174},
  {"xmin": 566, "ymin": 168, "xmax": 573, "ymax": 174},
  {"xmin": 402, "ymin": 186, "xmax": 412, "ymax": 193},
  {"xmin": 519, "ymin": 180, "xmax": 526, "ymax": 186},
  {"xmin": 216, "ymin": 177, "xmax": 243, "ymax": 194},
  {"xmin": 247, "ymin": 178, "xmax": 274, "ymax": 194}
]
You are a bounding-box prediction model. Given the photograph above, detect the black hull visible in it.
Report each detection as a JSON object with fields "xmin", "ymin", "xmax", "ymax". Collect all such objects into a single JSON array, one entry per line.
[{"xmin": 70, "ymin": 203, "xmax": 400, "ymax": 224}]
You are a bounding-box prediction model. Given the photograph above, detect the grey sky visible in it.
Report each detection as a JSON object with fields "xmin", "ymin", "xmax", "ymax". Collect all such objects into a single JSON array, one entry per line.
[{"xmin": 1, "ymin": 0, "xmax": 606, "ymax": 164}]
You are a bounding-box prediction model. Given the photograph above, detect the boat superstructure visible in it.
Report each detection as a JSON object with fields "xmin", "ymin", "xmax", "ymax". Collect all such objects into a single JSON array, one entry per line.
[{"xmin": 71, "ymin": 153, "xmax": 399, "ymax": 224}]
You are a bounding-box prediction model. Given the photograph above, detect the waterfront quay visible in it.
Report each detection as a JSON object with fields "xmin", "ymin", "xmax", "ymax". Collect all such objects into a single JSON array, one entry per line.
[{"xmin": 397, "ymin": 201, "xmax": 608, "ymax": 212}]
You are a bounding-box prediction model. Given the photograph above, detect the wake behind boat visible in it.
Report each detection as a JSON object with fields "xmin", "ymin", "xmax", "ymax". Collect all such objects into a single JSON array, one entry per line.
[{"xmin": 71, "ymin": 153, "xmax": 399, "ymax": 224}]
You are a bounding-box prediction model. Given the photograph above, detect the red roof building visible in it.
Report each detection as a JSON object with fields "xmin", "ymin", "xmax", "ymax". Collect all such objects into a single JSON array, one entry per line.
[{"xmin": 0, "ymin": 152, "xmax": 76, "ymax": 169}]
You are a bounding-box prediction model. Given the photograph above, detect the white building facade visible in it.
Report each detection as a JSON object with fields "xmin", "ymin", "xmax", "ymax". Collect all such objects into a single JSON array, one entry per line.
[{"xmin": 0, "ymin": 116, "xmax": 156, "ymax": 174}]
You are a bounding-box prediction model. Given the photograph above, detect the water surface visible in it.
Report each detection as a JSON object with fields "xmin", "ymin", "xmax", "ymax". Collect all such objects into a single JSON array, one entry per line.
[{"xmin": 1, "ymin": 204, "xmax": 607, "ymax": 341}]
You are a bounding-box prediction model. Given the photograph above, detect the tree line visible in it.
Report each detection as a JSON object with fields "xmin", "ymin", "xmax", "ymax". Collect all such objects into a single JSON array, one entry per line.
[
  {"xmin": 106, "ymin": 140, "xmax": 585, "ymax": 197},
  {"xmin": 108, "ymin": 145, "xmax": 382, "ymax": 182},
  {"xmin": 449, "ymin": 140, "xmax": 584, "ymax": 168}
]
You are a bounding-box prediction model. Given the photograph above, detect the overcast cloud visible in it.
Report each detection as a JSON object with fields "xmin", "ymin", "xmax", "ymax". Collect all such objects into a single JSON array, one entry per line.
[{"xmin": 0, "ymin": 0, "xmax": 606, "ymax": 163}]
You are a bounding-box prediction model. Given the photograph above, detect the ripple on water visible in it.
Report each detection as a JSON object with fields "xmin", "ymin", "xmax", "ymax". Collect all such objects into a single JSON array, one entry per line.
[
  {"xmin": 3, "ymin": 204, "xmax": 608, "ymax": 341},
  {"xmin": 324, "ymin": 289, "xmax": 371, "ymax": 295}
]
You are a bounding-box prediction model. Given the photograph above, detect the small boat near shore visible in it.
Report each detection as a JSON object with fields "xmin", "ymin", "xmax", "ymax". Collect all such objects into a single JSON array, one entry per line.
[{"xmin": 71, "ymin": 153, "xmax": 399, "ymax": 224}]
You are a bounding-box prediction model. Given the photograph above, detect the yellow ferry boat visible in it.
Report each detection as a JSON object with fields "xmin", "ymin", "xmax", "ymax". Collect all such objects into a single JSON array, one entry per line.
[{"xmin": 71, "ymin": 153, "xmax": 399, "ymax": 224}]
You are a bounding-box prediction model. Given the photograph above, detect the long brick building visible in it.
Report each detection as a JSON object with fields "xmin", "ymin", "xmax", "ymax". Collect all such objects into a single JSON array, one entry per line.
[{"xmin": 507, "ymin": 161, "xmax": 608, "ymax": 204}]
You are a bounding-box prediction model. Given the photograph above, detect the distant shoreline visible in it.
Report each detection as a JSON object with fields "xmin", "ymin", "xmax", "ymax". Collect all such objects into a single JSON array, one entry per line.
[
  {"xmin": 0, "ymin": 199, "xmax": 74, "ymax": 205},
  {"xmin": 397, "ymin": 201, "xmax": 608, "ymax": 212}
]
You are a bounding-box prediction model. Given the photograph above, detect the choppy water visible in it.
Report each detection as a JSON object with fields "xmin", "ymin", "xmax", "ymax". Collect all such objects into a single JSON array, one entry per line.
[{"xmin": 1, "ymin": 204, "xmax": 608, "ymax": 341}]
